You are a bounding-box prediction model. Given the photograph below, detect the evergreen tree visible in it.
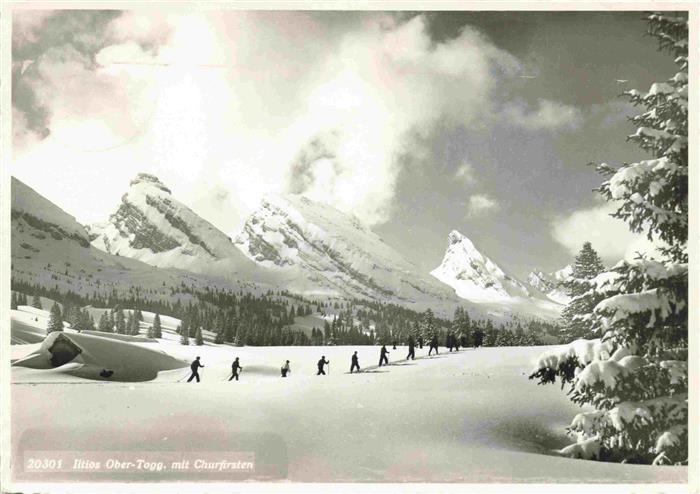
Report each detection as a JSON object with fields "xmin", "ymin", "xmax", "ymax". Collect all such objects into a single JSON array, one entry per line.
[
  {"xmin": 561, "ymin": 242, "xmax": 606, "ymax": 340},
  {"xmin": 472, "ymin": 326, "xmax": 484, "ymax": 348},
  {"xmin": 84, "ymin": 311, "xmax": 95, "ymax": 331},
  {"xmin": 126, "ymin": 311, "xmax": 134, "ymax": 335},
  {"xmin": 452, "ymin": 307, "xmax": 471, "ymax": 346},
  {"xmin": 179, "ymin": 324, "xmax": 189, "ymax": 345},
  {"xmin": 420, "ymin": 308, "xmax": 437, "ymax": 342},
  {"xmin": 484, "ymin": 321, "xmax": 497, "ymax": 346},
  {"xmin": 153, "ymin": 313, "xmax": 162, "ymax": 338},
  {"xmin": 32, "ymin": 294, "xmax": 42, "ymax": 310},
  {"xmin": 130, "ymin": 312, "xmax": 140, "ymax": 336},
  {"xmin": 223, "ymin": 318, "xmax": 235, "ymax": 343},
  {"xmin": 46, "ymin": 302, "xmax": 63, "ymax": 334},
  {"xmin": 115, "ymin": 309, "xmax": 126, "ymax": 334},
  {"xmin": 323, "ymin": 320, "xmax": 331, "ymax": 343},
  {"xmin": 11, "ymin": 292, "xmax": 17, "ymax": 310},
  {"xmin": 195, "ymin": 326, "xmax": 204, "ymax": 346},
  {"xmin": 214, "ymin": 328, "xmax": 225, "ymax": 344},
  {"xmin": 531, "ymin": 14, "xmax": 688, "ymax": 465}
]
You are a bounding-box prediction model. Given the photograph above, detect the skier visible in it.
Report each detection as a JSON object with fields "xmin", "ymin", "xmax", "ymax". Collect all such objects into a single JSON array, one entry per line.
[
  {"xmin": 228, "ymin": 357, "xmax": 242, "ymax": 381},
  {"xmin": 392, "ymin": 341, "xmax": 397, "ymax": 350},
  {"xmin": 317, "ymin": 356, "xmax": 330, "ymax": 375},
  {"xmin": 187, "ymin": 356, "xmax": 204, "ymax": 382},
  {"xmin": 406, "ymin": 336, "xmax": 416, "ymax": 360},
  {"xmin": 350, "ymin": 351, "xmax": 361, "ymax": 373},
  {"xmin": 428, "ymin": 336, "xmax": 439, "ymax": 356},
  {"xmin": 281, "ymin": 360, "xmax": 291, "ymax": 377},
  {"xmin": 379, "ymin": 345, "xmax": 390, "ymax": 367}
]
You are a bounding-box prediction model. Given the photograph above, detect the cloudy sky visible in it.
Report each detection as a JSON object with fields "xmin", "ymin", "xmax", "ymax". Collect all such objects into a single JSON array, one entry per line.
[{"xmin": 11, "ymin": 9, "xmax": 678, "ymax": 279}]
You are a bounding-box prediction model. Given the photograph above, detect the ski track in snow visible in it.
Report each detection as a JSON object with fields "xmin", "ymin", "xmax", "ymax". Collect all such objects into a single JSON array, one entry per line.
[{"xmin": 10, "ymin": 339, "xmax": 687, "ymax": 483}]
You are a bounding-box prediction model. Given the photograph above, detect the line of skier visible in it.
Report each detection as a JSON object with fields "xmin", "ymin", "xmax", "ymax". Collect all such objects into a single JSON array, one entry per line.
[{"xmin": 186, "ymin": 333, "xmax": 476, "ymax": 382}]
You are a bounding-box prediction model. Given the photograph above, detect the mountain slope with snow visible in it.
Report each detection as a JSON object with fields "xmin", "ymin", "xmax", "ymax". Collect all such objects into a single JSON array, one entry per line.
[
  {"xmin": 430, "ymin": 230, "xmax": 562, "ymax": 319},
  {"xmin": 527, "ymin": 265, "xmax": 573, "ymax": 305},
  {"xmin": 431, "ymin": 230, "xmax": 533, "ymax": 303},
  {"xmin": 89, "ymin": 174, "xmax": 257, "ymax": 274},
  {"xmin": 12, "ymin": 177, "xmax": 91, "ymax": 248},
  {"xmin": 11, "ymin": 177, "xmax": 269, "ymax": 303},
  {"xmin": 234, "ymin": 195, "xmax": 459, "ymax": 311}
]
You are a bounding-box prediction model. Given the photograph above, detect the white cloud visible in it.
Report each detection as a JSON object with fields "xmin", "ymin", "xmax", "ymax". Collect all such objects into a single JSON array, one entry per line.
[
  {"xmin": 12, "ymin": 11, "xmax": 579, "ymax": 234},
  {"xmin": 454, "ymin": 162, "xmax": 476, "ymax": 186},
  {"xmin": 466, "ymin": 194, "xmax": 500, "ymax": 216},
  {"xmin": 552, "ymin": 201, "xmax": 661, "ymax": 263},
  {"xmin": 503, "ymin": 98, "xmax": 582, "ymax": 131}
]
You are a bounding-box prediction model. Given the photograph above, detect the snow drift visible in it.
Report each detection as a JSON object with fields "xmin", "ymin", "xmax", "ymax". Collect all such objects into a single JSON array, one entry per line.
[{"xmin": 12, "ymin": 331, "xmax": 188, "ymax": 382}]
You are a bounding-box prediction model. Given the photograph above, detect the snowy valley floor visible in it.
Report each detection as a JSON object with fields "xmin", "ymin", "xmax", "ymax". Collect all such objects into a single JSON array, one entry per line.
[{"xmin": 10, "ymin": 342, "xmax": 687, "ymax": 483}]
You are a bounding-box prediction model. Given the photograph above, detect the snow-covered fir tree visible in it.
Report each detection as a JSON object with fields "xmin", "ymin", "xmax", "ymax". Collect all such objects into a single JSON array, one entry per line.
[
  {"xmin": 530, "ymin": 13, "xmax": 687, "ymax": 465},
  {"xmin": 32, "ymin": 294, "xmax": 42, "ymax": 310},
  {"xmin": 420, "ymin": 308, "xmax": 437, "ymax": 342},
  {"xmin": 195, "ymin": 327, "xmax": 204, "ymax": 346},
  {"xmin": 46, "ymin": 302, "xmax": 63, "ymax": 334},
  {"xmin": 451, "ymin": 307, "xmax": 471, "ymax": 346},
  {"xmin": 561, "ymin": 242, "xmax": 606, "ymax": 340}
]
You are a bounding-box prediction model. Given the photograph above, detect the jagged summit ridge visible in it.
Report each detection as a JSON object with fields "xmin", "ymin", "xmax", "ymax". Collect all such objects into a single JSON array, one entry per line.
[
  {"xmin": 430, "ymin": 230, "xmax": 533, "ymax": 303},
  {"xmin": 526, "ymin": 265, "xmax": 572, "ymax": 305},
  {"xmin": 234, "ymin": 194, "xmax": 456, "ymax": 307},
  {"xmin": 89, "ymin": 173, "xmax": 248, "ymax": 269},
  {"xmin": 130, "ymin": 173, "xmax": 171, "ymax": 193}
]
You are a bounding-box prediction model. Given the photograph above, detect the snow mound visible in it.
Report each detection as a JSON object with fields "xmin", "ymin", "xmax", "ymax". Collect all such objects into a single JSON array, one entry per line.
[{"xmin": 12, "ymin": 331, "xmax": 188, "ymax": 382}]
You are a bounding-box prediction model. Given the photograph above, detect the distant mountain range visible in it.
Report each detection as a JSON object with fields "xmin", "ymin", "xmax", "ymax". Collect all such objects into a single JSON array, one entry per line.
[
  {"xmin": 526, "ymin": 266, "xmax": 573, "ymax": 305},
  {"xmin": 12, "ymin": 174, "xmax": 570, "ymax": 320}
]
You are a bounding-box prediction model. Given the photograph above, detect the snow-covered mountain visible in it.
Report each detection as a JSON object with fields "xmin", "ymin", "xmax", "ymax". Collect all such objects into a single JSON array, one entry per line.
[
  {"xmin": 430, "ymin": 230, "xmax": 562, "ymax": 318},
  {"xmin": 527, "ymin": 265, "xmax": 573, "ymax": 305},
  {"xmin": 12, "ymin": 176, "xmax": 92, "ymax": 249},
  {"xmin": 13, "ymin": 173, "xmax": 563, "ymax": 320},
  {"xmin": 431, "ymin": 230, "xmax": 532, "ymax": 303},
  {"xmin": 234, "ymin": 194, "xmax": 458, "ymax": 311},
  {"xmin": 12, "ymin": 176, "xmax": 179, "ymax": 296},
  {"xmin": 11, "ymin": 177, "xmax": 268, "ymax": 301},
  {"xmin": 89, "ymin": 174, "xmax": 255, "ymax": 274}
]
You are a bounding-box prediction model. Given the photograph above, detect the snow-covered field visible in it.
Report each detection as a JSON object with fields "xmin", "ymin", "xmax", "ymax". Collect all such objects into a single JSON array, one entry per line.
[{"xmin": 10, "ymin": 327, "xmax": 687, "ymax": 483}]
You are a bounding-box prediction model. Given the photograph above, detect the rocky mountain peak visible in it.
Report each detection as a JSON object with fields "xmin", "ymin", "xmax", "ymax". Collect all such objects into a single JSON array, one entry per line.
[
  {"xmin": 431, "ymin": 230, "xmax": 532, "ymax": 303},
  {"xmin": 129, "ymin": 173, "xmax": 171, "ymax": 194}
]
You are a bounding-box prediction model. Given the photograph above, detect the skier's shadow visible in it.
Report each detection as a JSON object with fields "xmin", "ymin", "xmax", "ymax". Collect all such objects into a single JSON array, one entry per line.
[
  {"xmin": 361, "ymin": 369, "xmax": 390, "ymax": 374},
  {"xmin": 390, "ymin": 362, "xmax": 417, "ymax": 366}
]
